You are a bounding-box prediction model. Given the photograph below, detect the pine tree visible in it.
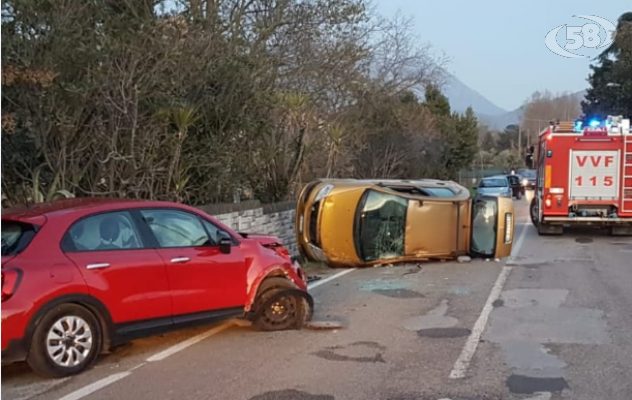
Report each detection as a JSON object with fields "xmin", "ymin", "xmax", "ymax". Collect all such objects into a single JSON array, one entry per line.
[
  {"xmin": 424, "ymin": 86, "xmax": 479, "ymax": 180},
  {"xmin": 581, "ymin": 12, "xmax": 632, "ymax": 120},
  {"xmin": 481, "ymin": 131, "xmax": 496, "ymax": 152}
]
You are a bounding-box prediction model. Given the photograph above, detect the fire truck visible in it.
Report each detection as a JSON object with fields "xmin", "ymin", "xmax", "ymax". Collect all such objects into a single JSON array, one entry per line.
[{"xmin": 528, "ymin": 116, "xmax": 632, "ymax": 236}]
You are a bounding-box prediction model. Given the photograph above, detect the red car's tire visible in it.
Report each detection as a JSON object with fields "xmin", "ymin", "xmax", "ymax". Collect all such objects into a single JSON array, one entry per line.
[
  {"xmin": 251, "ymin": 277, "xmax": 313, "ymax": 332},
  {"xmin": 27, "ymin": 303, "xmax": 103, "ymax": 378}
]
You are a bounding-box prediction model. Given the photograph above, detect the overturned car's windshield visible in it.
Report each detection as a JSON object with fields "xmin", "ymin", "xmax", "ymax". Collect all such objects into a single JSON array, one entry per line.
[
  {"xmin": 479, "ymin": 178, "xmax": 507, "ymax": 188},
  {"xmin": 354, "ymin": 190, "xmax": 408, "ymax": 262}
]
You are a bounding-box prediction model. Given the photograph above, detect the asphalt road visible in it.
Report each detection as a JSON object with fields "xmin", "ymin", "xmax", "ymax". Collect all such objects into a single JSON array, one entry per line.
[{"xmin": 3, "ymin": 194, "xmax": 632, "ymax": 400}]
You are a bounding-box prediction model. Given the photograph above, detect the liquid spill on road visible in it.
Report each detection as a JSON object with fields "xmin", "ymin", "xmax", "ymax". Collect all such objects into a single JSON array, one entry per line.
[
  {"xmin": 517, "ymin": 262, "xmax": 550, "ymax": 269},
  {"xmin": 610, "ymin": 241, "xmax": 632, "ymax": 252},
  {"xmin": 506, "ymin": 375, "xmax": 569, "ymax": 394},
  {"xmin": 371, "ymin": 288, "xmax": 425, "ymax": 298},
  {"xmin": 359, "ymin": 279, "xmax": 411, "ymax": 292},
  {"xmin": 448, "ymin": 287, "xmax": 470, "ymax": 296},
  {"xmin": 359, "ymin": 278, "xmax": 424, "ymax": 299},
  {"xmin": 575, "ymin": 237, "xmax": 593, "ymax": 244},
  {"xmin": 312, "ymin": 341, "xmax": 386, "ymax": 363},
  {"xmin": 249, "ymin": 390, "xmax": 335, "ymax": 400},
  {"xmin": 417, "ymin": 327, "xmax": 471, "ymax": 338},
  {"xmin": 486, "ymin": 288, "xmax": 610, "ymax": 396},
  {"xmin": 402, "ymin": 299, "xmax": 458, "ymax": 331},
  {"xmin": 500, "ymin": 342, "xmax": 567, "ymax": 374},
  {"xmin": 500, "ymin": 289, "xmax": 569, "ymax": 309},
  {"xmin": 492, "ymin": 299, "xmax": 504, "ymax": 307}
]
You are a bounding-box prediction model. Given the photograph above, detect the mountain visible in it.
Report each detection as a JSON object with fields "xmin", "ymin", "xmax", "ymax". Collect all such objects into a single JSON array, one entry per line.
[
  {"xmin": 441, "ymin": 73, "xmax": 508, "ymax": 117},
  {"xmin": 441, "ymin": 73, "xmax": 586, "ymax": 130}
]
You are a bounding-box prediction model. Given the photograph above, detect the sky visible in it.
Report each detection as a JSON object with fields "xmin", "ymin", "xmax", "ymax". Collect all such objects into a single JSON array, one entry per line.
[{"xmin": 373, "ymin": 0, "xmax": 629, "ymax": 111}]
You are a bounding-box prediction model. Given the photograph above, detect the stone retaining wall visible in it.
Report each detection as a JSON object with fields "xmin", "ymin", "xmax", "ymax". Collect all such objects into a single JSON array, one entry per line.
[{"xmin": 198, "ymin": 200, "xmax": 298, "ymax": 255}]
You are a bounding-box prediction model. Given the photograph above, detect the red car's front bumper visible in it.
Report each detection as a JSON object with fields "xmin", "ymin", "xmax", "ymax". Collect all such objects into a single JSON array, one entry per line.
[{"xmin": 291, "ymin": 257, "xmax": 308, "ymax": 288}]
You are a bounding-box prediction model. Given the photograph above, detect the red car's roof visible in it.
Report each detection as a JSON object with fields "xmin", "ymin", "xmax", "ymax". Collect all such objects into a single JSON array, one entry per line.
[{"xmin": 2, "ymin": 197, "xmax": 182, "ymax": 220}]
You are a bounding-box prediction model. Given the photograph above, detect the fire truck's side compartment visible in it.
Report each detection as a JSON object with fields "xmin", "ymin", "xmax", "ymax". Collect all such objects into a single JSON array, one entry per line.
[
  {"xmin": 541, "ymin": 137, "xmax": 626, "ymax": 217},
  {"xmin": 625, "ymin": 139, "xmax": 632, "ymax": 214}
]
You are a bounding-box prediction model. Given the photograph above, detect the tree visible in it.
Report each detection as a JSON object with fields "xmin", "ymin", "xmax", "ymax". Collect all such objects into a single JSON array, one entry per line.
[
  {"xmin": 1, "ymin": 0, "xmax": 448, "ymax": 206},
  {"xmin": 582, "ymin": 12, "xmax": 632, "ymax": 120},
  {"xmin": 423, "ymin": 86, "xmax": 479, "ymax": 180},
  {"xmin": 521, "ymin": 90, "xmax": 582, "ymax": 145},
  {"xmin": 481, "ymin": 130, "xmax": 497, "ymax": 152},
  {"xmin": 452, "ymin": 107, "xmax": 479, "ymax": 173}
]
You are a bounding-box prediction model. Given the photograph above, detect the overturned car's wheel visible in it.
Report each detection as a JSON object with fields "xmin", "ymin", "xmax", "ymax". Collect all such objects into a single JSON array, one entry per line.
[{"xmin": 251, "ymin": 277, "xmax": 313, "ymax": 332}]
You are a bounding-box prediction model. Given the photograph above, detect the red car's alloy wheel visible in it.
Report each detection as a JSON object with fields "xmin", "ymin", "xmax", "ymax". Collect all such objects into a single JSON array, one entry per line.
[{"xmin": 27, "ymin": 304, "xmax": 102, "ymax": 378}]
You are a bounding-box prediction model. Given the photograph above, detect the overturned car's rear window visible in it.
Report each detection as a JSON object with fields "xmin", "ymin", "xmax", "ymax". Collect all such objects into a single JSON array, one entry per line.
[{"xmin": 1, "ymin": 220, "xmax": 38, "ymax": 256}]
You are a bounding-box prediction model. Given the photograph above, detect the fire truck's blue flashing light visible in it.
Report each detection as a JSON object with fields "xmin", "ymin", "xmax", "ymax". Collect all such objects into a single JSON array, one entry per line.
[
  {"xmin": 574, "ymin": 120, "xmax": 583, "ymax": 132},
  {"xmin": 589, "ymin": 119, "xmax": 601, "ymax": 128}
]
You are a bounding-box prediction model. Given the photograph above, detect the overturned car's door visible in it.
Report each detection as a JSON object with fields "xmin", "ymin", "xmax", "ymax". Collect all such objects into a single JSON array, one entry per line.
[{"xmin": 469, "ymin": 196, "xmax": 514, "ymax": 258}]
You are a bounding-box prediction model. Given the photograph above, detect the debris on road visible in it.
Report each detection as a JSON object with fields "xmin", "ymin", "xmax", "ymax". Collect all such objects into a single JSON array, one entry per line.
[
  {"xmin": 307, "ymin": 275, "xmax": 322, "ymax": 283},
  {"xmin": 305, "ymin": 321, "xmax": 344, "ymax": 330}
]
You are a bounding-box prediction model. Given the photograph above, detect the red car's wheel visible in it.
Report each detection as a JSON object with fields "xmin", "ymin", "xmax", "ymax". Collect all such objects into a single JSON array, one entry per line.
[
  {"xmin": 27, "ymin": 303, "xmax": 103, "ymax": 378},
  {"xmin": 251, "ymin": 278, "xmax": 313, "ymax": 332}
]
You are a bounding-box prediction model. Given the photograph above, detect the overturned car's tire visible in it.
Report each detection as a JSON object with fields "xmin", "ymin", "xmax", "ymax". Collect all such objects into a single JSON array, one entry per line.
[{"xmin": 251, "ymin": 277, "xmax": 314, "ymax": 332}]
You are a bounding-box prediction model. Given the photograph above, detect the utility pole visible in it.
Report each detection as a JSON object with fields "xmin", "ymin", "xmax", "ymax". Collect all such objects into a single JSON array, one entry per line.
[{"xmin": 518, "ymin": 125, "xmax": 522, "ymax": 165}]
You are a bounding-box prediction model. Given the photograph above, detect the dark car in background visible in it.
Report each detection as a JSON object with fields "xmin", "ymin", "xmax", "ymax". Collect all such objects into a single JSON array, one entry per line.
[{"xmin": 517, "ymin": 169, "xmax": 536, "ymax": 190}]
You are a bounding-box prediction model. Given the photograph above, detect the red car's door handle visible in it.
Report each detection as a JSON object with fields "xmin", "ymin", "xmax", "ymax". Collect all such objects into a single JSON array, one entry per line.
[
  {"xmin": 86, "ymin": 263, "xmax": 110, "ymax": 269},
  {"xmin": 171, "ymin": 257, "xmax": 190, "ymax": 264}
]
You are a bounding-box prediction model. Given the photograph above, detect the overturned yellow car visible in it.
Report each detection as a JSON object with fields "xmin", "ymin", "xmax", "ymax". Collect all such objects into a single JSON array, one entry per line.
[{"xmin": 295, "ymin": 179, "xmax": 514, "ymax": 268}]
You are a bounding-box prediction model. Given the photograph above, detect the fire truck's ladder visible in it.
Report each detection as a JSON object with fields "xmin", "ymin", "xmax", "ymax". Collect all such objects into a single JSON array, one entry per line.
[{"xmin": 624, "ymin": 133, "xmax": 632, "ymax": 212}]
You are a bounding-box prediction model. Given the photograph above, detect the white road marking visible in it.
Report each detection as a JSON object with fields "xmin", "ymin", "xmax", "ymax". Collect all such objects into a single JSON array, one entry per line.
[
  {"xmin": 308, "ymin": 268, "xmax": 355, "ymax": 290},
  {"xmin": 448, "ymin": 223, "xmax": 530, "ymax": 379},
  {"xmin": 146, "ymin": 322, "xmax": 234, "ymax": 362},
  {"xmin": 40, "ymin": 270, "xmax": 354, "ymax": 400},
  {"xmin": 56, "ymin": 372, "xmax": 131, "ymax": 400},
  {"xmin": 508, "ymin": 219, "xmax": 530, "ymax": 263}
]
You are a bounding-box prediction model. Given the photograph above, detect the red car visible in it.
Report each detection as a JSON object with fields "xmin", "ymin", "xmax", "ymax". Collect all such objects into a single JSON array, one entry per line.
[{"xmin": 1, "ymin": 198, "xmax": 312, "ymax": 378}]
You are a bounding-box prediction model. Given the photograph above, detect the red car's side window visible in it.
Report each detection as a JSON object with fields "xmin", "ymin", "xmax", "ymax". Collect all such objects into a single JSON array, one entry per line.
[
  {"xmin": 140, "ymin": 209, "xmax": 213, "ymax": 248},
  {"xmin": 62, "ymin": 211, "xmax": 143, "ymax": 252}
]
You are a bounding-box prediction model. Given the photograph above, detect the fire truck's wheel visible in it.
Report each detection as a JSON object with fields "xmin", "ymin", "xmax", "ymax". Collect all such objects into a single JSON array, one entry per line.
[{"xmin": 530, "ymin": 198, "xmax": 539, "ymax": 227}]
